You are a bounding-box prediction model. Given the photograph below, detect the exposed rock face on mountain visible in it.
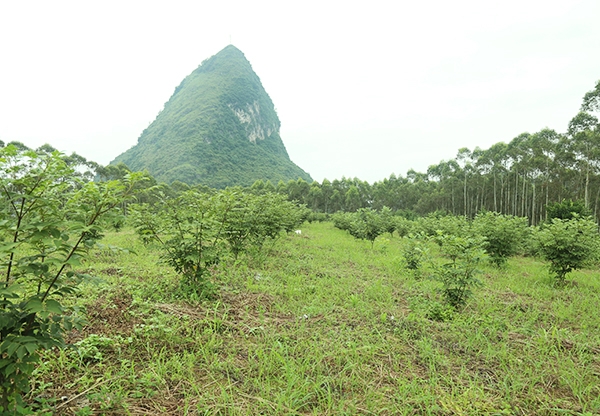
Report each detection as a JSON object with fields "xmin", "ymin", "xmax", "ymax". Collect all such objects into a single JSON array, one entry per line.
[{"xmin": 111, "ymin": 45, "xmax": 311, "ymax": 187}]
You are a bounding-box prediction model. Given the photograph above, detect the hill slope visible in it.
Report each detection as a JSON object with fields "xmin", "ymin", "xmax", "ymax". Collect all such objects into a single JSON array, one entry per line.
[{"xmin": 111, "ymin": 45, "xmax": 311, "ymax": 187}]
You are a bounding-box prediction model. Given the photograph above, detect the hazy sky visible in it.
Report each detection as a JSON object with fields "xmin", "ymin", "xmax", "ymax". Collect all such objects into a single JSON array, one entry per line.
[{"xmin": 1, "ymin": 1, "xmax": 599, "ymax": 183}]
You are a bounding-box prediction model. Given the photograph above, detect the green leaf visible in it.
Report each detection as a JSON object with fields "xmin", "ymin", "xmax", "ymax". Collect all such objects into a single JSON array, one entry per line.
[
  {"xmin": 24, "ymin": 343, "xmax": 38, "ymax": 355},
  {"xmin": 4, "ymin": 362, "xmax": 16, "ymax": 376},
  {"xmin": 26, "ymin": 299, "xmax": 44, "ymax": 313},
  {"xmin": 5, "ymin": 341, "xmax": 20, "ymax": 357},
  {"xmin": 65, "ymin": 256, "xmax": 83, "ymax": 267},
  {"xmin": 45, "ymin": 299, "xmax": 63, "ymax": 314},
  {"xmin": 16, "ymin": 345, "xmax": 27, "ymax": 359},
  {"xmin": 0, "ymin": 241, "xmax": 20, "ymax": 253}
]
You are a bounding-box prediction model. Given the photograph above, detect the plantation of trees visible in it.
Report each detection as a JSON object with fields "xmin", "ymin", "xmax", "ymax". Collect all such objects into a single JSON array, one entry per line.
[
  {"xmin": 1, "ymin": 80, "xmax": 600, "ymax": 414},
  {"xmin": 257, "ymin": 81, "xmax": 600, "ymax": 225}
]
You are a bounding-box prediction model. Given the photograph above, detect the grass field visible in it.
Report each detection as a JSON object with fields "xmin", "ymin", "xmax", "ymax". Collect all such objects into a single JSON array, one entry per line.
[{"xmin": 30, "ymin": 222, "xmax": 600, "ymax": 415}]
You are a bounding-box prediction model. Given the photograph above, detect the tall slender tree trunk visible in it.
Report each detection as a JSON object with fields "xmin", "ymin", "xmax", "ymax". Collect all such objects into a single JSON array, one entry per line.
[
  {"xmin": 464, "ymin": 175, "xmax": 467, "ymax": 217},
  {"xmin": 545, "ymin": 176, "xmax": 549, "ymax": 221},
  {"xmin": 531, "ymin": 182, "xmax": 536, "ymax": 226},
  {"xmin": 521, "ymin": 175, "xmax": 527, "ymax": 217},
  {"xmin": 594, "ymin": 184, "xmax": 600, "ymax": 224},
  {"xmin": 493, "ymin": 172, "xmax": 497, "ymax": 212},
  {"xmin": 505, "ymin": 177, "xmax": 510, "ymax": 216},
  {"xmin": 500, "ymin": 176, "xmax": 505, "ymax": 214},
  {"xmin": 585, "ymin": 164, "xmax": 590, "ymax": 208},
  {"xmin": 513, "ymin": 171, "xmax": 519, "ymax": 215}
]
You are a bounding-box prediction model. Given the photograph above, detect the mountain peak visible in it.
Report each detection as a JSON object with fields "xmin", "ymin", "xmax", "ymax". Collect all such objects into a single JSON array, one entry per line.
[{"xmin": 111, "ymin": 46, "xmax": 311, "ymax": 187}]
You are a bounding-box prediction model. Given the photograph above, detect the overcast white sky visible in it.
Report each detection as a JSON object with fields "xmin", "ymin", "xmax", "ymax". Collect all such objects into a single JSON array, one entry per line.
[{"xmin": 1, "ymin": 1, "xmax": 599, "ymax": 183}]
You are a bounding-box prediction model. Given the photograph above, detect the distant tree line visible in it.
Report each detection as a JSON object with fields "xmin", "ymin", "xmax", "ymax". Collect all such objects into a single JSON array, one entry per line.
[{"xmin": 252, "ymin": 80, "xmax": 600, "ymax": 225}]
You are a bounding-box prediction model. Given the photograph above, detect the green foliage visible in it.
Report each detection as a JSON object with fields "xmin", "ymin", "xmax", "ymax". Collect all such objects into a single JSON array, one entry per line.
[
  {"xmin": 0, "ymin": 145, "xmax": 141, "ymax": 412},
  {"xmin": 22, "ymin": 221, "xmax": 600, "ymax": 413},
  {"xmin": 331, "ymin": 212, "xmax": 355, "ymax": 233},
  {"xmin": 333, "ymin": 208, "xmax": 396, "ymax": 248},
  {"xmin": 394, "ymin": 217, "xmax": 414, "ymax": 238},
  {"xmin": 472, "ymin": 212, "xmax": 529, "ymax": 266},
  {"xmin": 111, "ymin": 45, "xmax": 311, "ymax": 188},
  {"xmin": 402, "ymin": 236, "xmax": 428, "ymax": 275},
  {"xmin": 131, "ymin": 191, "xmax": 233, "ymax": 297},
  {"xmin": 414, "ymin": 213, "xmax": 469, "ymax": 240},
  {"xmin": 379, "ymin": 206, "xmax": 397, "ymax": 237},
  {"xmin": 131, "ymin": 190, "xmax": 306, "ymax": 296},
  {"xmin": 424, "ymin": 301, "xmax": 455, "ymax": 322},
  {"xmin": 347, "ymin": 208, "xmax": 385, "ymax": 248},
  {"xmin": 546, "ymin": 199, "xmax": 592, "ymax": 221},
  {"xmin": 434, "ymin": 235, "xmax": 486, "ymax": 309},
  {"xmin": 306, "ymin": 212, "xmax": 328, "ymax": 223},
  {"xmin": 536, "ymin": 217, "xmax": 600, "ymax": 283}
]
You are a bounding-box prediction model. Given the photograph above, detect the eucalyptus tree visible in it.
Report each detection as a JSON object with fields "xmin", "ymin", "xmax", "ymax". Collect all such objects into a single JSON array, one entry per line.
[
  {"xmin": 427, "ymin": 160, "xmax": 460, "ymax": 214},
  {"xmin": 372, "ymin": 173, "xmax": 411, "ymax": 212},
  {"xmin": 506, "ymin": 133, "xmax": 532, "ymax": 217},
  {"xmin": 470, "ymin": 147, "xmax": 487, "ymax": 215},
  {"xmin": 330, "ymin": 189, "xmax": 343, "ymax": 213},
  {"xmin": 529, "ymin": 129, "xmax": 560, "ymax": 223},
  {"xmin": 344, "ymin": 185, "xmax": 362, "ymax": 212},
  {"xmin": 320, "ymin": 179, "xmax": 334, "ymax": 213},
  {"xmin": 474, "ymin": 143, "xmax": 508, "ymax": 213},
  {"xmin": 581, "ymin": 79, "xmax": 600, "ymax": 113},
  {"xmin": 456, "ymin": 147, "xmax": 474, "ymax": 217},
  {"xmin": 276, "ymin": 180, "xmax": 287, "ymax": 195},
  {"xmin": 568, "ymin": 80, "xmax": 600, "ymax": 215},
  {"xmin": 286, "ymin": 178, "xmax": 311, "ymax": 205},
  {"xmin": 250, "ymin": 179, "xmax": 266, "ymax": 194},
  {"xmin": 306, "ymin": 181, "xmax": 324, "ymax": 211},
  {"xmin": 405, "ymin": 169, "xmax": 433, "ymax": 215},
  {"xmin": 567, "ymin": 111, "xmax": 600, "ymax": 209},
  {"xmin": 263, "ymin": 180, "xmax": 276, "ymax": 194}
]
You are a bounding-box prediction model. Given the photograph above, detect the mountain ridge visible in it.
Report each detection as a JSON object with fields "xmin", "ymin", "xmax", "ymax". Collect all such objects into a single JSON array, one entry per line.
[{"xmin": 111, "ymin": 45, "xmax": 312, "ymax": 187}]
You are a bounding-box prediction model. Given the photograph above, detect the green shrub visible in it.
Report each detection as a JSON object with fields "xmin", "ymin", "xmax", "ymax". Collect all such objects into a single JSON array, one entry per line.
[
  {"xmin": 0, "ymin": 145, "xmax": 140, "ymax": 412},
  {"xmin": 472, "ymin": 212, "xmax": 529, "ymax": 266},
  {"xmin": 131, "ymin": 190, "xmax": 305, "ymax": 296},
  {"xmin": 331, "ymin": 212, "xmax": 355, "ymax": 232},
  {"xmin": 395, "ymin": 217, "xmax": 414, "ymax": 238},
  {"xmin": 414, "ymin": 213, "xmax": 470, "ymax": 241},
  {"xmin": 403, "ymin": 236, "xmax": 428, "ymax": 275},
  {"xmin": 380, "ymin": 206, "xmax": 397, "ymax": 237},
  {"xmin": 546, "ymin": 199, "xmax": 592, "ymax": 221},
  {"xmin": 434, "ymin": 235, "xmax": 486, "ymax": 309},
  {"xmin": 307, "ymin": 212, "xmax": 328, "ymax": 223},
  {"xmin": 348, "ymin": 208, "xmax": 385, "ymax": 248},
  {"xmin": 536, "ymin": 217, "xmax": 600, "ymax": 284}
]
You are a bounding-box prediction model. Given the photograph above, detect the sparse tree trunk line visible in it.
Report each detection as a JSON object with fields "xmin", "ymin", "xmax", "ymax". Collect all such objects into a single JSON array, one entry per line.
[{"xmin": 262, "ymin": 123, "xmax": 600, "ymax": 225}]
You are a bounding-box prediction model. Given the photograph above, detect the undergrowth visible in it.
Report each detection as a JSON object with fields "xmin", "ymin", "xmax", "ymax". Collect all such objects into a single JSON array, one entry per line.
[{"xmin": 28, "ymin": 223, "xmax": 600, "ymax": 415}]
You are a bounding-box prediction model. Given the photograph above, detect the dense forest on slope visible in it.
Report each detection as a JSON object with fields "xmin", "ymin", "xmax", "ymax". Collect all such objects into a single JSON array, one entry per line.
[{"xmin": 110, "ymin": 45, "xmax": 311, "ymax": 188}]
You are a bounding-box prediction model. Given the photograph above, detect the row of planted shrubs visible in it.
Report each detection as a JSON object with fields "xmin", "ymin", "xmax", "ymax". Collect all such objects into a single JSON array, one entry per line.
[
  {"xmin": 130, "ymin": 189, "xmax": 309, "ymax": 297},
  {"xmin": 331, "ymin": 206, "xmax": 600, "ymax": 287}
]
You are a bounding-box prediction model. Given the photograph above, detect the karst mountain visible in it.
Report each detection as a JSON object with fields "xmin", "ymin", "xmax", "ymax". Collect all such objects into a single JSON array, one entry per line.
[{"xmin": 111, "ymin": 45, "xmax": 311, "ymax": 187}]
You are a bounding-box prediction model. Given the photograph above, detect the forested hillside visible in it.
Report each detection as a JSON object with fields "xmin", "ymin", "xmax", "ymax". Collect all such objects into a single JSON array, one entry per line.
[{"xmin": 110, "ymin": 45, "xmax": 311, "ymax": 188}]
